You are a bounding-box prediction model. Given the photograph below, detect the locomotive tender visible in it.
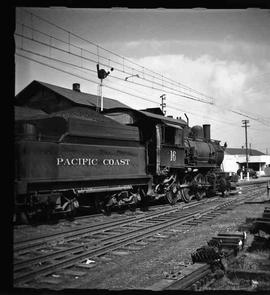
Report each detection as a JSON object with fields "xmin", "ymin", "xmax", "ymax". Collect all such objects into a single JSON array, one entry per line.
[{"xmin": 15, "ymin": 106, "xmax": 230, "ymax": 221}]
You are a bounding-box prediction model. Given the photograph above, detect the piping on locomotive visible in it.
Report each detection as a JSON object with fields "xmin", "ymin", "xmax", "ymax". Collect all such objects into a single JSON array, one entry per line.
[{"xmin": 14, "ymin": 106, "xmax": 232, "ymax": 222}]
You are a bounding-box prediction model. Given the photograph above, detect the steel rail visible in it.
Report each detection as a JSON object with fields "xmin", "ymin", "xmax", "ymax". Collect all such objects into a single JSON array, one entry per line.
[
  {"xmin": 14, "ymin": 208, "xmax": 205, "ymax": 272},
  {"xmin": 14, "ymin": 201, "xmax": 233, "ymax": 284},
  {"xmin": 14, "ymin": 187, "xmax": 265, "ymax": 286},
  {"xmin": 14, "ymin": 198, "xmax": 217, "ymax": 252}
]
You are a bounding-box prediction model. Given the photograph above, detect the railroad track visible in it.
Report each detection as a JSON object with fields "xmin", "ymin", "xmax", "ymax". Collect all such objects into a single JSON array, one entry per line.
[
  {"xmin": 14, "ymin": 198, "xmax": 218, "ymax": 284},
  {"xmin": 15, "ymin": 184, "xmax": 257, "ymax": 252},
  {"xmin": 13, "ymin": 186, "xmax": 265, "ymax": 288},
  {"xmin": 14, "ymin": 180, "xmax": 264, "ymax": 228},
  {"xmin": 147, "ymin": 189, "xmax": 267, "ymax": 291},
  {"xmin": 14, "ymin": 197, "xmax": 218, "ymax": 251}
]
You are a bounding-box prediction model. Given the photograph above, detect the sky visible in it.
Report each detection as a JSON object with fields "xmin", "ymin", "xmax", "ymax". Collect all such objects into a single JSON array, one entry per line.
[{"xmin": 14, "ymin": 7, "xmax": 270, "ymax": 153}]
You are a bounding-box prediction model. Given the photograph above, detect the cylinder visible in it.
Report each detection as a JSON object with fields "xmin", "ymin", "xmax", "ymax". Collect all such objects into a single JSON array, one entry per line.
[{"xmin": 203, "ymin": 124, "xmax": 211, "ymax": 140}]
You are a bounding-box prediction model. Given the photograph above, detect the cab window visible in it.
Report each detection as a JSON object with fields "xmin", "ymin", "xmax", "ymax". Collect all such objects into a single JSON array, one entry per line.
[
  {"xmin": 162, "ymin": 126, "xmax": 175, "ymax": 145},
  {"xmin": 162, "ymin": 126, "xmax": 183, "ymax": 145},
  {"xmin": 175, "ymin": 128, "xmax": 183, "ymax": 145}
]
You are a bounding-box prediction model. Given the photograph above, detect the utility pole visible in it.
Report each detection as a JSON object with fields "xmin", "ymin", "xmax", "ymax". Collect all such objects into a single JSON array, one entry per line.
[
  {"xmin": 160, "ymin": 94, "xmax": 166, "ymax": 115},
  {"xmin": 242, "ymin": 120, "xmax": 250, "ymax": 180}
]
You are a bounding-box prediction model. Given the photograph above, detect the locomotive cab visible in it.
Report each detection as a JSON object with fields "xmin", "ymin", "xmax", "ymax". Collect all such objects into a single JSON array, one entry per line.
[
  {"xmin": 155, "ymin": 123, "xmax": 185, "ymax": 174},
  {"xmin": 103, "ymin": 108, "xmax": 187, "ymax": 176}
]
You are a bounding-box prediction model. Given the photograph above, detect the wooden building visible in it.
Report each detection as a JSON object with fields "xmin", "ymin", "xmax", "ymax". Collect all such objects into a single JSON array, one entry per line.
[{"xmin": 15, "ymin": 80, "xmax": 130, "ymax": 114}]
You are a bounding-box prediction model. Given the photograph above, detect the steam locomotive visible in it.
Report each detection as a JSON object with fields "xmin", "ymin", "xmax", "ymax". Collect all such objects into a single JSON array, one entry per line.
[{"xmin": 14, "ymin": 106, "xmax": 231, "ymax": 222}]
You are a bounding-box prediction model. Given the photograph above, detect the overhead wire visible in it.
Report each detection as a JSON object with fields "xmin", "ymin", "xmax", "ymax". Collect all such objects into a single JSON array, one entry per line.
[
  {"xmin": 16, "ymin": 46, "xmax": 246, "ymax": 127},
  {"xmin": 18, "ymin": 9, "xmax": 215, "ymax": 104},
  {"xmin": 19, "ymin": 8, "xmax": 270, "ymax": 118},
  {"xmin": 15, "ymin": 9, "xmax": 270, "ymax": 128},
  {"xmin": 14, "ymin": 31, "xmax": 270, "ymax": 127},
  {"xmin": 15, "ymin": 26, "xmax": 212, "ymax": 105},
  {"xmin": 16, "ymin": 51, "xmax": 240, "ymax": 127}
]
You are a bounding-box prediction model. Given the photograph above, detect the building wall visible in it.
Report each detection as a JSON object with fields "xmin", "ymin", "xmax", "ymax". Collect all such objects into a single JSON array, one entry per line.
[
  {"xmin": 18, "ymin": 89, "xmax": 73, "ymax": 113},
  {"xmin": 221, "ymin": 155, "xmax": 240, "ymax": 174},
  {"xmin": 222, "ymin": 154, "xmax": 270, "ymax": 176}
]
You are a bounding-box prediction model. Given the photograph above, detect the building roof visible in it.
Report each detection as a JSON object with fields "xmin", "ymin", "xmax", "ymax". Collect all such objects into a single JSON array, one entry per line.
[
  {"xmin": 15, "ymin": 106, "xmax": 48, "ymax": 120},
  {"xmin": 225, "ymin": 148, "xmax": 265, "ymax": 156},
  {"xmin": 15, "ymin": 80, "xmax": 130, "ymax": 110}
]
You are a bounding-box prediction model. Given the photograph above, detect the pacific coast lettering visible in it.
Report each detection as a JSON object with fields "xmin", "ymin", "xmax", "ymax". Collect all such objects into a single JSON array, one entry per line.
[{"xmin": 56, "ymin": 158, "xmax": 131, "ymax": 166}]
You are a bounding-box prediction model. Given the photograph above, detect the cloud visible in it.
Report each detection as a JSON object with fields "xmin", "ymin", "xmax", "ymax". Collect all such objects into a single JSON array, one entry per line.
[
  {"xmin": 111, "ymin": 52, "xmax": 269, "ymax": 149},
  {"xmin": 128, "ymin": 53, "xmax": 269, "ymax": 117},
  {"xmin": 106, "ymin": 38, "xmax": 270, "ymax": 65}
]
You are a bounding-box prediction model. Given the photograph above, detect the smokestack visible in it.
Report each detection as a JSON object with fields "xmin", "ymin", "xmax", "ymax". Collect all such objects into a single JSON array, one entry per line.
[
  {"xmin": 72, "ymin": 83, "xmax": 81, "ymax": 92},
  {"xmin": 203, "ymin": 124, "xmax": 211, "ymax": 140}
]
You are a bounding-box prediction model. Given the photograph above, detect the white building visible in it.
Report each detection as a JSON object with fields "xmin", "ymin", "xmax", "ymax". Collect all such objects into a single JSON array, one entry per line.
[{"xmin": 221, "ymin": 148, "xmax": 270, "ymax": 176}]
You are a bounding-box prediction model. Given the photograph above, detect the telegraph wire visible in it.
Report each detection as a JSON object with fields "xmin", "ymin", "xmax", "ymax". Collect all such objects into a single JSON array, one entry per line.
[
  {"xmin": 14, "ymin": 23, "xmax": 212, "ymax": 104},
  {"xmin": 14, "ymin": 30, "xmax": 216, "ymax": 104},
  {"xmin": 17, "ymin": 50, "xmax": 266, "ymax": 130},
  {"xmin": 16, "ymin": 51, "xmax": 240, "ymax": 127},
  {"xmin": 18, "ymin": 8, "xmax": 270, "ymax": 120},
  {"xmin": 16, "ymin": 47, "xmax": 246, "ymax": 126},
  {"xmin": 16, "ymin": 10, "xmax": 270, "ymax": 127},
  {"xmin": 15, "ymin": 52, "xmax": 183, "ymax": 109},
  {"xmin": 18, "ymin": 9, "xmax": 215, "ymax": 104},
  {"xmin": 16, "ymin": 52, "xmax": 270, "ymax": 137},
  {"xmin": 15, "ymin": 32, "xmax": 270, "ymax": 128}
]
